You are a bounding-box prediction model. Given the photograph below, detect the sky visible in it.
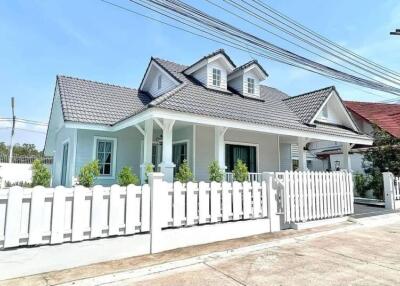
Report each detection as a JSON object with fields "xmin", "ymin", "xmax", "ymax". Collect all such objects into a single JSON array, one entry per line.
[{"xmin": 0, "ymin": 0, "xmax": 399, "ymax": 150}]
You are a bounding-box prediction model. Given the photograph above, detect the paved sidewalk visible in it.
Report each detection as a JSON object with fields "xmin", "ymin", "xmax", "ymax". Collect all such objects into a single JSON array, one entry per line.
[
  {"xmin": 1, "ymin": 213, "xmax": 400, "ymax": 285},
  {"xmin": 102, "ymin": 216, "xmax": 400, "ymax": 286}
]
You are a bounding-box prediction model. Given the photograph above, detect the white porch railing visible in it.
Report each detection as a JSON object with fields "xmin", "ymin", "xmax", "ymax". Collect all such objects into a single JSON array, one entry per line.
[{"xmin": 225, "ymin": 172, "xmax": 262, "ymax": 183}]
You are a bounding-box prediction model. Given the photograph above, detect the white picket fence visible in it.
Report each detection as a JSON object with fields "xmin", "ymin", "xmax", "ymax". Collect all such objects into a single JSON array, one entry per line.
[
  {"xmin": 0, "ymin": 177, "xmax": 275, "ymax": 250},
  {"xmin": 0, "ymin": 185, "xmax": 150, "ymax": 248},
  {"xmin": 395, "ymin": 176, "xmax": 400, "ymax": 200},
  {"xmin": 281, "ymin": 171, "xmax": 354, "ymax": 224},
  {"xmin": 383, "ymin": 173, "xmax": 400, "ymax": 210},
  {"xmin": 160, "ymin": 180, "xmax": 269, "ymax": 228},
  {"xmin": 0, "ymin": 171, "xmax": 355, "ymax": 251}
]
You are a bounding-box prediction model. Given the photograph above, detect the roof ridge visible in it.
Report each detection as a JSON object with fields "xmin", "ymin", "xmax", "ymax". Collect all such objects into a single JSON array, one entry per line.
[
  {"xmin": 57, "ymin": 75, "xmax": 138, "ymax": 91},
  {"xmin": 345, "ymin": 100, "xmax": 400, "ymax": 106},
  {"xmin": 182, "ymin": 48, "xmax": 236, "ymax": 73},
  {"xmin": 283, "ymin": 85, "xmax": 335, "ymax": 101},
  {"xmin": 152, "ymin": 57, "xmax": 188, "ymax": 69}
]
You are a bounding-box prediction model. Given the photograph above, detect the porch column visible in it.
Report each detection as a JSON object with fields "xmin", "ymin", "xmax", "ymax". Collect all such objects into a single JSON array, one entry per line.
[
  {"xmin": 298, "ymin": 137, "xmax": 308, "ymax": 171},
  {"xmin": 139, "ymin": 119, "xmax": 153, "ymax": 184},
  {"xmin": 215, "ymin": 127, "xmax": 228, "ymax": 170},
  {"xmin": 341, "ymin": 143, "xmax": 352, "ymax": 171},
  {"xmin": 157, "ymin": 119, "xmax": 175, "ymax": 182}
]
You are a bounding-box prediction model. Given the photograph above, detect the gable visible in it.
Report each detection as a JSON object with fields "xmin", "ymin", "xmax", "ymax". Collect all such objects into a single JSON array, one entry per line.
[
  {"xmin": 140, "ymin": 59, "xmax": 180, "ymax": 98},
  {"xmin": 312, "ymin": 90, "xmax": 359, "ymax": 131},
  {"xmin": 44, "ymin": 84, "xmax": 65, "ymax": 155}
]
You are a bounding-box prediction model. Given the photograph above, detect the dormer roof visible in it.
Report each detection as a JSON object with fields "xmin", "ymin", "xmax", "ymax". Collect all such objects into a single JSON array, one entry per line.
[
  {"xmin": 228, "ymin": 60, "xmax": 268, "ymax": 80},
  {"xmin": 183, "ymin": 49, "xmax": 236, "ymax": 75}
]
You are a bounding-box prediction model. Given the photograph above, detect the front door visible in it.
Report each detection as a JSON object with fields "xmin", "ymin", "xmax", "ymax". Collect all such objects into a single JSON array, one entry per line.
[{"xmin": 61, "ymin": 142, "xmax": 69, "ymax": 186}]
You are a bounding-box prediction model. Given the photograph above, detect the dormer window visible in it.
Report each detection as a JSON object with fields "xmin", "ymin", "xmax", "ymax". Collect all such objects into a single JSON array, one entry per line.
[
  {"xmin": 247, "ymin": 78, "xmax": 255, "ymax": 94},
  {"xmin": 157, "ymin": 75, "xmax": 162, "ymax": 90},
  {"xmin": 212, "ymin": 68, "xmax": 221, "ymax": 87}
]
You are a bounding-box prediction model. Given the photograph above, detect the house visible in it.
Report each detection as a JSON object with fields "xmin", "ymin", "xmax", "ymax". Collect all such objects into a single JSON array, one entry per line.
[
  {"xmin": 311, "ymin": 100, "xmax": 400, "ymax": 173},
  {"xmin": 44, "ymin": 49, "xmax": 373, "ymax": 186}
]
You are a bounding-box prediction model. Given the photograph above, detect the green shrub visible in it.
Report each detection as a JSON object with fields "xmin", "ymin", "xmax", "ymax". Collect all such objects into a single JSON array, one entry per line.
[
  {"xmin": 31, "ymin": 159, "xmax": 51, "ymax": 187},
  {"xmin": 208, "ymin": 160, "xmax": 224, "ymax": 182},
  {"xmin": 354, "ymin": 173, "xmax": 367, "ymax": 197},
  {"xmin": 5, "ymin": 181, "xmax": 31, "ymax": 188},
  {"xmin": 78, "ymin": 160, "xmax": 100, "ymax": 187},
  {"xmin": 233, "ymin": 159, "xmax": 248, "ymax": 183},
  {"xmin": 144, "ymin": 163, "xmax": 154, "ymax": 183},
  {"xmin": 175, "ymin": 160, "xmax": 193, "ymax": 183},
  {"xmin": 118, "ymin": 166, "xmax": 139, "ymax": 186}
]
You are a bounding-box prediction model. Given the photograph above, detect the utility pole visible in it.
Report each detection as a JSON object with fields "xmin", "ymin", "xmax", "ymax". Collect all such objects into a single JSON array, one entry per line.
[
  {"xmin": 390, "ymin": 29, "xmax": 400, "ymax": 35},
  {"xmin": 8, "ymin": 97, "xmax": 15, "ymax": 164}
]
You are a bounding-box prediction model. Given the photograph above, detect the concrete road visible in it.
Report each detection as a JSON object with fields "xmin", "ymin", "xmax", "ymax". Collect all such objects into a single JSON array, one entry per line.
[{"xmin": 112, "ymin": 221, "xmax": 400, "ymax": 286}]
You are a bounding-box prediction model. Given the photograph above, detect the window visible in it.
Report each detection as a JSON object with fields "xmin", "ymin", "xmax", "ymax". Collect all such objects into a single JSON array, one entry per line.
[
  {"xmin": 96, "ymin": 139, "xmax": 114, "ymax": 176},
  {"xmin": 157, "ymin": 75, "xmax": 162, "ymax": 90},
  {"xmin": 225, "ymin": 144, "xmax": 257, "ymax": 172},
  {"xmin": 173, "ymin": 142, "xmax": 188, "ymax": 174},
  {"xmin": 247, "ymin": 78, "xmax": 255, "ymax": 94},
  {"xmin": 321, "ymin": 105, "xmax": 328, "ymax": 119},
  {"xmin": 212, "ymin": 68, "xmax": 221, "ymax": 87}
]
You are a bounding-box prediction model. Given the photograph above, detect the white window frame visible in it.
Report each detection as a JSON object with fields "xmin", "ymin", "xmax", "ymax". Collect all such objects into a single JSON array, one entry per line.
[
  {"xmin": 212, "ymin": 68, "xmax": 221, "ymax": 87},
  {"xmin": 247, "ymin": 77, "xmax": 255, "ymax": 94},
  {"xmin": 92, "ymin": 136, "xmax": 117, "ymax": 179},
  {"xmin": 157, "ymin": 74, "xmax": 162, "ymax": 90}
]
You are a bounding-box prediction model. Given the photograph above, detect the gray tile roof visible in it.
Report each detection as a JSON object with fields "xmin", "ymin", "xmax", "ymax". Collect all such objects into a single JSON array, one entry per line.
[
  {"xmin": 57, "ymin": 75, "xmax": 151, "ymax": 125},
  {"xmin": 55, "ymin": 57, "xmax": 370, "ymax": 141},
  {"xmin": 283, "ymin": 86, "xmax": 334, "ymax": 123}
]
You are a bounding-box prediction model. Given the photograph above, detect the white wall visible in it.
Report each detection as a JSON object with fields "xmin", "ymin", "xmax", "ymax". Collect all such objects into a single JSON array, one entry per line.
[
  {"xmin": 0, "ymin": 164, "xmax": 33, "ymax": 186},
  {"xmin": 141, "ymin": 63, "xmax": 178, "ymax": 98},
  {"xmin": 206, "ymin": 59, "xmax": 228, "ymax": 91}
]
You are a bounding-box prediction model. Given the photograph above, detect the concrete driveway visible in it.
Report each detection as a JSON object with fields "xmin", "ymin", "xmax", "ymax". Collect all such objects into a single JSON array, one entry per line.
[{"xmin": 109, "ymin": 218, "xmax": 400, "ymax": 286}]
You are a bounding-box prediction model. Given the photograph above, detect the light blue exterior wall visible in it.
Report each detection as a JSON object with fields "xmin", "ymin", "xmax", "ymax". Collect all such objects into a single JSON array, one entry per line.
[
  {"xmin": 51, "ymin": 123, "xmax": 288, "ymax": 186},
  {"xmin": 75, "ymin": 126, "xmax": 143, "ymax": 186}
]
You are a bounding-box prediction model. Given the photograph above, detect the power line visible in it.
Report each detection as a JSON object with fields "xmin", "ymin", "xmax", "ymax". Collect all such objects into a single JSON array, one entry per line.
[
  {"xmin": 135, "ymin": 0, "xmax": 400, "ymax": 95},
  {"xmin": 250, "ymin": 0, "xmax": 400, "ymax": 79},
  {"xmin": 102, "ymin": 0, "xmax": 400, "ymax": 97},
  {"xmin": 221, "ymin": 0, "xmax": 400, "ymax": 86},
  {"xmin": 206, "ymin": 0, "xmax": 400, "ymax": 88}
]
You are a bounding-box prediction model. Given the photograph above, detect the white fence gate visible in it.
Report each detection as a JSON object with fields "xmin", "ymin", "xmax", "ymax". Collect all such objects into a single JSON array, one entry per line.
[
  {"xmin": 279, "ymin": 171, "xmax": 354, "ymax": 224},
  {"xmin": 383, "ymin": 172, "xmax": 400, "ymax": 210}
]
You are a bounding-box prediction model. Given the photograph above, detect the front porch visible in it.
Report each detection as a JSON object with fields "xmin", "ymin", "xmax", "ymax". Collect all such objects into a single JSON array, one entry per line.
[{"xmin": 131, "ymin": 117, "xmax": 355, "ymax": 184}]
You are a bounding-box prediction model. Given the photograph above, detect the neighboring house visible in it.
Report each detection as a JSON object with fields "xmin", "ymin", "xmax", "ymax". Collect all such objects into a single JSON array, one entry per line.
[
  {"xmin": 44, "ymin": 49, "xmax": 372, "ymax": 186},
  {"xmin": 312, "ymin": 101, "xmax": 400, "ymax": 173}
]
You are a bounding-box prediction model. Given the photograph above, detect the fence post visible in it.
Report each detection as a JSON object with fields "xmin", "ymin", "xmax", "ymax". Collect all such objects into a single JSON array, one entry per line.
[
  {"xmin": 383, "ymin": 172, "xmax": 395, "ymax": 210},
  {"xmin": 263, "ymin": 172, "xmax": 281, "ymax": 232},
  {"xmin": 148, "ymin": 172, "xmax": 164, "ymax": 253}
]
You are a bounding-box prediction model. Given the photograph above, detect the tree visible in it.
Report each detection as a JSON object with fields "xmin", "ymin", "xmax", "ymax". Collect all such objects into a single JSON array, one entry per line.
[
  {"xmin": 233, "ymin": 159, "xmax": 249, "ymax": 183},
  {"xmin": 0, "ymin": 142, "xmax": 7, "ymax": 156},
  {"xmin": 363, "ymin": 125, "xmax": 400, "ymax": 199},
  {"xmin": 175, "ymin": 160, "xmax": 193, "ymax": 183},
  {"xmin": 208, "ymin": 160, "xmax": 224, "ymax": 182}
]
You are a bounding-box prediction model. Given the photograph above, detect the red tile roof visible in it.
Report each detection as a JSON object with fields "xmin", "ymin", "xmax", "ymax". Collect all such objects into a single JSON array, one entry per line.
[{"xmin": 345, "ymin": 101, "xmax": 400, "ymax": 138}]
